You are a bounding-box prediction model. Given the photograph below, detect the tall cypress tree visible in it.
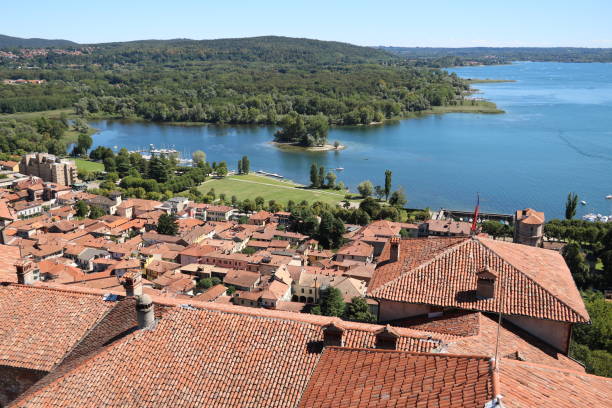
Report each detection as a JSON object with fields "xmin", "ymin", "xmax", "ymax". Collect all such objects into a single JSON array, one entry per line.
[
  {"xmin": 384, "ymin": 169, "xmax": 392, "ymax": 201},
  {"xmin": 310, "ymin": 163, "xmax": 319, "ymax": 187}
]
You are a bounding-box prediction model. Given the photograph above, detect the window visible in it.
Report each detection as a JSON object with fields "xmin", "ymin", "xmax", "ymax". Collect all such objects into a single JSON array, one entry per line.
[{"xmin": 301, "ymin": 288, "xmax": 304, "ymax": 294}]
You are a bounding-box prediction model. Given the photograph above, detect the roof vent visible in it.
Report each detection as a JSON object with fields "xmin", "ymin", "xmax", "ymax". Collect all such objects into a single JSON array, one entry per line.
[
  {"xmin": 375, "ymin": 324, "xmax": 400, "ymax": 350},
  {"xmin": 476, "ymin": 266, "xmax": 497, "ymax": 299},
  {"xmin": 322, "ymin": 321, "xmax": 344, "ymax": 347}
]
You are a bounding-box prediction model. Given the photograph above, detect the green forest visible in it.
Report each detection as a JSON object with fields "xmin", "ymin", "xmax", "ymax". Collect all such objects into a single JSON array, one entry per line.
[
  {"xmin": 0, "ymin": 37, "xmax": 469, "ymax": 129},
  {"xmin": 381, "ymin": 46, "xmax": 612, "ymax": 67}
]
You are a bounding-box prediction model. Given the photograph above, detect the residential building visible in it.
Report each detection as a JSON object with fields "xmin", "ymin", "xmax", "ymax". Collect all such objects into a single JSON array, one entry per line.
[
  {"xmin": 19, "ymin": 153, "xmax": 78, "ymax": 186},
  {"xmin": 368, "ymin": 236, "xmax": 589, "ymax": 354},
  {"xmin": 418, "ymin": 219, "xmax": 471, "ymax": 237}
]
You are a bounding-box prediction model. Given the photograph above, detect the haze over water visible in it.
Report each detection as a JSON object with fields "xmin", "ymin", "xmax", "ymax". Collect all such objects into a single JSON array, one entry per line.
[{"xmin": 90, "ymin": 62, "xmax": 612, "ymax": 219}]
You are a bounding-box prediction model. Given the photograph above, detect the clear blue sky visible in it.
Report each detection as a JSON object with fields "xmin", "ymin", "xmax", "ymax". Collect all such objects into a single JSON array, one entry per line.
[{"xmin": 3, "ymin": 0, "xmax": 611, "ymax": 47}]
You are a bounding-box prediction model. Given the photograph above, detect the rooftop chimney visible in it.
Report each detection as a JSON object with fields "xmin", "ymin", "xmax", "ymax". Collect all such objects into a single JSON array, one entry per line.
[
  {"xmin": 476, "ymin": 266, "xmax": 497, "ymax": 299},
  {"xmin": 375, "ymin": 324, "xmax": 400, "ymax": 350},
  {"xmin": 322, "ymin": 321, "xmax": 344, "ymax": 347},
  {"xmin": 121, "ymin": 271, "xmax": 143, "ymax": 297},
  {"xmin": 15, "ymin": 259, "xmax": 37, "ymax": 285},
  {"xmin": 389, "ymin": 236, "xmax": 401, "ymax": 263},
  {"xmin": 136, "ymin": 294, "xmax": 155, "ymax": 329}
]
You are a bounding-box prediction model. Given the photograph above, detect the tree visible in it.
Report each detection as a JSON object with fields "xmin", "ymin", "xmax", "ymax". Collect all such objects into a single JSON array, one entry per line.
[
  {"xmin": 72, "ymin": 133, "xmax": 93, "ymax": 156},
  {"xmin": 318, "ymin": 166, "xmax": 325, "ymax": 187},
  {"xmin": 310, "ymin": 163, "xmax": 319, "ymax": 187},
  {"xmin": 216, "ymin": 161, "xmax": 228, "ymax": 177},
  {"xmin": 325, "ymin": 172, "xmax": 336, "ymax": 189},
  {"xmin": 384, "ymin": 170, "xmax": 392, "ymax": 201},
  {"xmin": 374, "ymin": 185, "xmax": 385, "ymax": 201},
  {"xmin": 192, "ymin": 150, "xmax": 206, "ymax": 166},
  {"xmin": 357, "ymin": 180, "xmax": 374, "ymax": 198},
  {"xmin": 563, "ymin": 243, "xmax": 591, "ymax": 288},
  {"xmin": 75, "ymin": 200, "xmax": 89, "ymax": 218},
  {"xmin": 255, "ymin": 196, "xmax": 265, "ymax": 210},
  {"xmin": 237, "ymin": 159, "xmax": 242, "ymax": 175},
  {"xmin": 359, "ymin": 197, "xmax": 381, "ymax": 219},
  {"xmin": 157, "ymin": 213, "xmax": 179, "ymax": 236},
  {"xmin": 389, "ymin": 188, "xmax": 407, "ymax": 208},
  {"xmin": 566, "ymin": 192, "xmax": 579, "ymax": 220},
  {"xmin": 241, "ymin": 155, "xmax": 250, "ymax": 174},
  {"xmin": 315, "ymin": 287, "xmax": 345, "ymax": 317},
  {"xmin": 344, "ymin": 297, "xmax": 376, "ymax": 322},
  {"xmin": 88, "ymin": 206, "xmax": 105, "ymax": 219}
]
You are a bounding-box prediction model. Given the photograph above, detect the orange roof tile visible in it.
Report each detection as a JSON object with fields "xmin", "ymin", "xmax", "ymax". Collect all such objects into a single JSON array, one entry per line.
[
  {"xmin": 499, "ymin": 359, "xmax": 611, "ymax": 407},
  {"xmin": 0, "ymin": 284, "xmax": 116, "ymax": 371},
  {"xmin": 298, "ymin": 348, "xmax": 495, "ymax": 408},
  {"xmin": 369, "ymin": 237, "xmax": 589, "ymax": 323}
]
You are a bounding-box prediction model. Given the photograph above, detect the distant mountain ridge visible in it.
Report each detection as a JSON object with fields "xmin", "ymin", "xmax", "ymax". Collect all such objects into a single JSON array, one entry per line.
[{"xmin": 0, "ymin": 34, "xmax": 78, "ymax": 48}]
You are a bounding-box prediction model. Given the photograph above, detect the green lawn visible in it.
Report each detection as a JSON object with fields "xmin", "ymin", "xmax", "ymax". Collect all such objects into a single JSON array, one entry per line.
[
  {"xmin": 0, "ymin": 108, "xmax": 75, "ymax": 120},
  {"xmin": 74, "ymin": 158, "xmax": 104, "ymax": 172},
  {"xmin": 197, "ymin": 174, "xmax": 350, "ymax": 206}
]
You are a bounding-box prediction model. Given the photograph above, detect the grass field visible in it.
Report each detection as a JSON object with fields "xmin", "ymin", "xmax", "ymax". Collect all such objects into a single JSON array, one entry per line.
[
  {"xmin": 197, "ymin": 174, "xmax": 350, "ymax": 206},
  {"xmin": 74, "ymin": 158, "xmax": 104, "ymax": 172},
  {"xmin": 0, "ymin": 108, "xmax": 75, "ymax": 121}
]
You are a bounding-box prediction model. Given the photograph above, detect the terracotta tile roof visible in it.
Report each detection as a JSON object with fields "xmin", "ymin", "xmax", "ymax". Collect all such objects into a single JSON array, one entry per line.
[
  {"xmin": 336, "ymin": 240, "xmax": 374, "ymax": 257},
  {"xmin": 13, "ymin": 297, "xmax": 441, "ymax": 407},
  {"xmin": 297, "ymin": 348, "xmax": 495, "ymax": 408},
  {"xmin": 0, "ymin": 199, "xmax": 16, "ymax": 220},
  {"xmin": 369, "ymin": 237, "xmax": 465, "ymax": 291},
  {"xmin": 499, "ymin": 359, "xmax": 611, "ymax": 407},
  {"xmin": 444, "ymin": 313, "xmax": 585, "ymax": 372},
  {"xmin": 192, "ymin": 284, "xmax": 227, "ymax": 302},
  {"xmin": 0, "ymin": 284, "xmax": 116, "ymax": 371},
  {"xmin": 179, "ymin": 244, "xmax": 216, "ymax": 257},
  {"xmin": 369, "ymin": 237, "xmax": 589, "ymax": 323},
  {"xmin": 0, "ymin": 244, "xmax": 21, "ymax": 282},
  {"xmin": 390, "ymin": 310, "xmax": 482, "ymax": 337},
  {"xmin": 223, "ymin": 269, "xmax": 260, "ymax": 288},
  {"xmin": 515, "ymin": 208, "xmax": 545, "ymax": 225},
  {"xmin": 249, "ymin": 210, "xmax": 272, "ymax": 220},
  {"xmin": 426, "ymin": 219, "xmax": 472, "ymax": 235}
]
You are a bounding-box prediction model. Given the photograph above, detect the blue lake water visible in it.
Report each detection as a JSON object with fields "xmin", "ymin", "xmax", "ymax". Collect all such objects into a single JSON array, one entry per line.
[{"xmin": 90, "ymin": 62, "xmax": 612, "ymax": 219}]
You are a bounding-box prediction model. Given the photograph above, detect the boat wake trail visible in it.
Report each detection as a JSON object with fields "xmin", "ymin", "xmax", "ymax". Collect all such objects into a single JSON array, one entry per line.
[{"xmin": 557, "ymin": 131, "xmax": 612, "ymax": 162}]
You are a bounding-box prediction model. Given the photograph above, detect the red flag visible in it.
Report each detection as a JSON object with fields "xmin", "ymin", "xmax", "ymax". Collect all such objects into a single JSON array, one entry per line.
[{"xmin": 471, "ymin": 194, "xmax": 480, "ymax": 233}]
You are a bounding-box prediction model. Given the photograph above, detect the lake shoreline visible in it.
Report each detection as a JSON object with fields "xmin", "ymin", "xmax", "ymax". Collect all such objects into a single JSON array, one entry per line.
[{"xmin": 271, "ymin": 141, "xmax": 347, "ymax": 152}]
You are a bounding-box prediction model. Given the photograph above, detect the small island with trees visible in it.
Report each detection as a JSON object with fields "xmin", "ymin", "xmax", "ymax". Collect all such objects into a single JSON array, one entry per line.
[{"xmin": 272, "ymin": 112, "xmax": 345, "ymax": 151}]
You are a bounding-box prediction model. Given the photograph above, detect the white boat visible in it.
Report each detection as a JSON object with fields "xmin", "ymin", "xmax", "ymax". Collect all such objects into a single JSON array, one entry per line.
[
  {"xmin": 606, "ymin": 195, "xmax": 612, "ymax": 199},
  {"xmin": 335, "ymin": 167, "xmax": 344, "ymax": 171},
  {"xmin": 580, "ymin": 200, "xmax": 587, "ymax": 205}
]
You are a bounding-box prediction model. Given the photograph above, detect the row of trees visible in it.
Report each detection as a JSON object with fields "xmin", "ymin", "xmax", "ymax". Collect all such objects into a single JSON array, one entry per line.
[{"xmin": 309, "ymin": 163, "xmax": 343, "ymax": 190}]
